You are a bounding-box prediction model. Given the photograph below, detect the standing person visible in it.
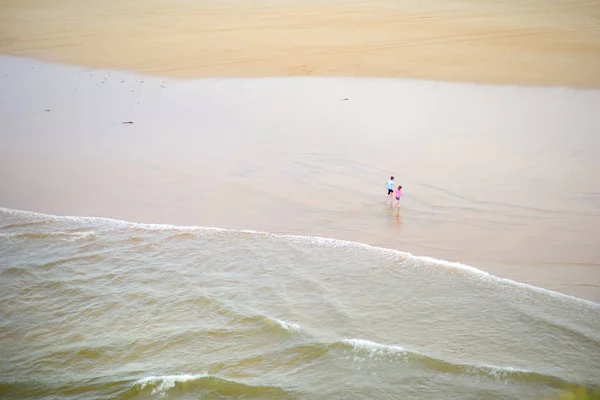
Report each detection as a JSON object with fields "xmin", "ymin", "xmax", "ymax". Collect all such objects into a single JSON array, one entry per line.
[
  {"xmin": 393, "ymin": 185, "xmax": 403, "ymax": 209},
  {"xmin": 385, "ymin": 176, "xmax": 395, "ymax": 203}
]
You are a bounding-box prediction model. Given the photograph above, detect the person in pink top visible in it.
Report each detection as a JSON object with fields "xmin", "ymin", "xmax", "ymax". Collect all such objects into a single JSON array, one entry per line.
[{"xmin": 392, "ymin": 185, "xmax": 403, "ymax": 209}]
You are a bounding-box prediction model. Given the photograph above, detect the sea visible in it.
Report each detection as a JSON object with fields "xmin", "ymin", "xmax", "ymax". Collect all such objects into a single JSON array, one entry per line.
[
  {"xmin": 1, "ymin": 207, "xmax": 599, "ymax": 399},
  {"xmin": 1, "ymin": 55, "xmax": 599, "ymax": 399}
]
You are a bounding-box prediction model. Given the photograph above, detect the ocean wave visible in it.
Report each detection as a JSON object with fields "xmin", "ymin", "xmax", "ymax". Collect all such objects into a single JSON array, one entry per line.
[
  {"xmin": 135, "ymin": 374, "xmax": 208, "ymax": 395},
  {"xmin": 341, "ymin": 338, "xmax": 406, "ymax": 356},
  {"xmin": 165, "ymin": 295, "xmax": 303, "ymax": 338},
  {"xmin": 273, "ymin": 318, "xmax": 301, "ymax": 332},
  {"xmin": 517, "ymin": 306, "xmax": 600, "ymax": 345},
  {"xmin": 237, "ymin": 315, "xmax": 303, "ymax": 336},
  {"xmin": 0, "ymin": 265, "xmax": 39, "ymax": 279},
  {"xmin": 335, "ymin": 337, "xmax": 572, "ymax": 386},
  {"xmin": 161, "ymin": 316, "xmax": 303, "ymax": 345},
  {"xmin": 129, "ymin": 373, "xmax": 294, "ymax": 398},
  {"xmin": 0, "ymin": 231, "xmax": 95, "ymax": 241},
  {"xmin": 1, "ymin": 206, "xmax": 598, "ymax": 309},
  {"xmin": 0, "ymin": 219, "xmax": 52, "ymax": 230},
  {"xmin": 30, "ymin": 253, "xmax": 107, "ymax": 271},
  {"xmin": 144, "ymin": 336, "xmax": 574, "ymax": 389}
]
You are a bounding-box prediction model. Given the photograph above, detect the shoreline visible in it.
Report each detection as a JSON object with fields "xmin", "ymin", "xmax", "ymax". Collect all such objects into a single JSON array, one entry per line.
[
  {"xmin": 1, "ymin": 0, "xmax": 599, "ymax": 87},
  {"xmin": 3, "ymin": 205, "xmax": 599, "ymax": 308},
  {"xmin": 1, "ymin": 55, "xmax": 599, "ymax": 303}
]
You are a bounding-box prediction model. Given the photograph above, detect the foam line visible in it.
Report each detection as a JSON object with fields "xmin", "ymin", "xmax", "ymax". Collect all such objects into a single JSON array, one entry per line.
[
  {"xmin": 1, "ymin": 206, "xmax": 598, "ymax": 309},
  {"xmin": 136, "ymin": 374, "xmax": 208, "ymax": 395}
]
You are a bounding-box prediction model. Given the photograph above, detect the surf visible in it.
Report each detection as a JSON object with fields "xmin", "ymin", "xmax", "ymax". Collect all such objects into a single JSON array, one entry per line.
[{"xmin": 1, "ymin": 206, "xmax": 598, "ymax": 309}]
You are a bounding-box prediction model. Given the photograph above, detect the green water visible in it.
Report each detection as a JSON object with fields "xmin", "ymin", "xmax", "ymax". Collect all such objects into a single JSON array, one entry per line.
[{"xmin": 1, "ymin": 208, "xmax": 598, "ymax": 399}]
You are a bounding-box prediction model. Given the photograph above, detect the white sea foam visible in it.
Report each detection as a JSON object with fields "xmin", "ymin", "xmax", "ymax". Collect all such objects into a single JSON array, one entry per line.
[
  {"xmin": 0, "ymin": 232, "xmax": 18, "ymax": 238},
  {"xmin": 274, "ymin": 318, "xmax": 301, "ymax": 332},
  {"xmin": 67, "ymin": 232, "xmax": 95, "ymax": 241},
  {"xmin": 476, "ymin": 364, "xmax": 530, "ymax": 375},
  {"xmin": 342, "ymin": 338, "xmax": 406, "ymax": 356},
  {"xmin": 136, "ymin": 373, "xmax": 207, "ymax": 395},
  {"xmin": 60, "ymin": 231, "xmax": 96, "ymax": 241},
  {"xmin": 1, "ymin": 206, "xmax": 598, "ymax": 309},
  {"xmin": 458, "ymin": 363, "xmax": 567, "ymax": 382},
  {"xmin": 341, "ymin": 338, "xmax": 547, "ymax": 380}
]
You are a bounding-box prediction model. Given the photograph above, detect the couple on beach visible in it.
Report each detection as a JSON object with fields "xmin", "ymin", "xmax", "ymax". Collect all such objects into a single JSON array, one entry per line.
[{"xmin": 385, "ymin": 176, "xmax": 403, "ymax": 208}]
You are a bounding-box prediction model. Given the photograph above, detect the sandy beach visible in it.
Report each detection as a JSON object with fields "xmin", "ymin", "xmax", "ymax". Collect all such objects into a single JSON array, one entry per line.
[
  {"xmin": 1, "ymin": 55, "xmax": 599, "ymax": 302},
  {"xmin": 1, "ymin": 0, "xmax": 600, "ymax": 298},
  {"xmin": 1, "ymin": 2, "xmax": 600, "ymax": 399},
  {"xmin": 1, "ymin": 0, "xmax": 599, "ymax": 86}
]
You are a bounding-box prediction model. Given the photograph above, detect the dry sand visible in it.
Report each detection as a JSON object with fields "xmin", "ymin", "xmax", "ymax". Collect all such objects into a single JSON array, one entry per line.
[{"xmin": 1, "ymin": 0, "xmax": 599, "ymax": 86}]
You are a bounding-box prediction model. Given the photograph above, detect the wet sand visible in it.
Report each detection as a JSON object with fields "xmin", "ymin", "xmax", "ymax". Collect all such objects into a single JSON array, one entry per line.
[
  {"xmin": 1, "ymin": 0, "xmax": 600, "ymax": 86},
  {"xmin": 1, "ymin": 56, "xmax": 599, "ymax": 302}
]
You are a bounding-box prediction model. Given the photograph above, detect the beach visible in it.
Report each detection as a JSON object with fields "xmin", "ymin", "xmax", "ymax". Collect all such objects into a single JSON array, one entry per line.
[
  {"xmin": 1, "ymin": 0, "xmax": 599, "ymax": 85},
  {"xmin": 1, "ymin": 0, "xmax": 600, "ymax": 399}
]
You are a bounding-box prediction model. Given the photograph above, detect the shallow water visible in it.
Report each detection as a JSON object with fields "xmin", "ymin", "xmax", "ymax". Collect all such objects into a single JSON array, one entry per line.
[
  {"xmin": 1, "ymin": 208, "xmax": 599, "ymax": 399},
  {"xmin": 1, "ymin": 55, "xmax": 600, "ymax": 301}
]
